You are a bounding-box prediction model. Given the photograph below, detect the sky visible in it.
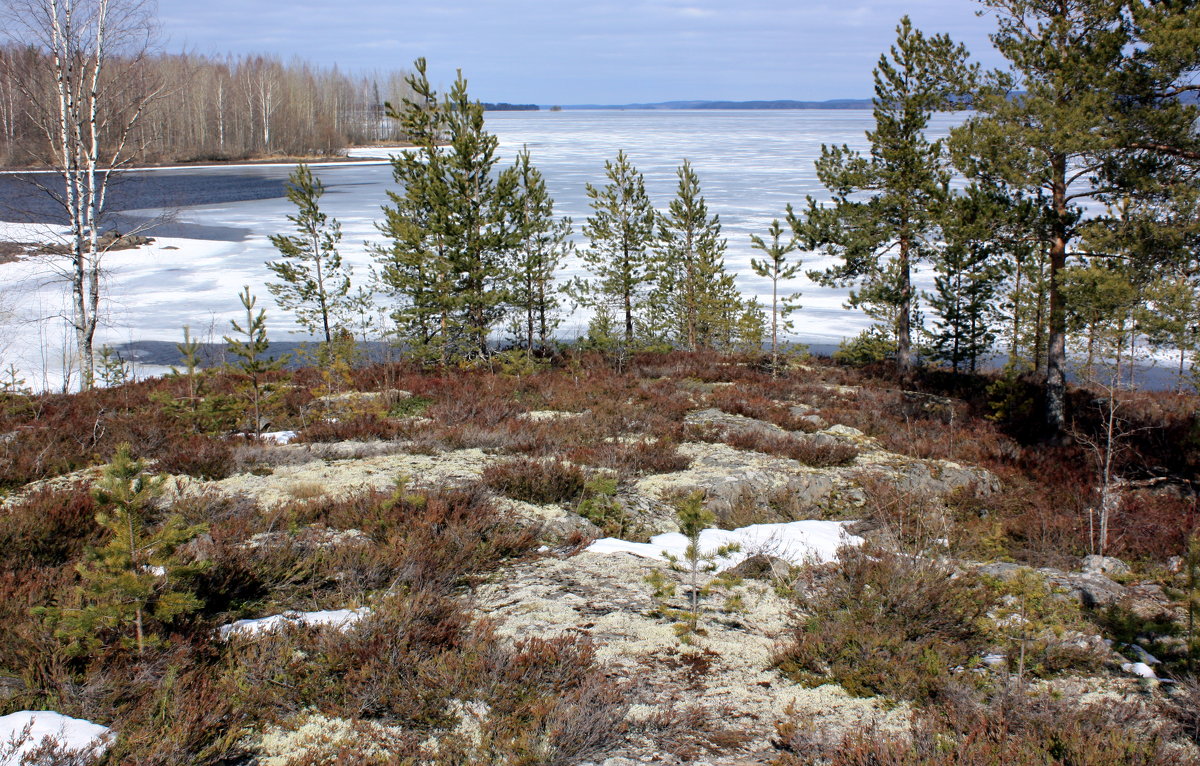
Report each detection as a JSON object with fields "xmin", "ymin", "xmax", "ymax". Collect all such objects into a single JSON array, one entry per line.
[{"xmin": 156, "ymin": 0, "xmax": 1007, "ymax": 105}]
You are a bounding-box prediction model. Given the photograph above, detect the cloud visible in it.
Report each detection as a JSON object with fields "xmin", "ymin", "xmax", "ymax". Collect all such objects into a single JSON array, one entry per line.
[{"xmin": 154, "ymin": 0, "xmax": 1004, "ymax": 103}]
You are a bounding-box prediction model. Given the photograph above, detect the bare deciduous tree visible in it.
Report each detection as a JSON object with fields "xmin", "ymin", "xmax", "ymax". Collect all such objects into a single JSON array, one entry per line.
[{"xmin": 1, "ymin": 0, "xmax": 160, "ymax": 389}]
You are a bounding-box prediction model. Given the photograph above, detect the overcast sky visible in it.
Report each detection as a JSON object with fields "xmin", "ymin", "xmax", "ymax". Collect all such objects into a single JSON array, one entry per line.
[{"xmin": 157, "ymin": 0, "xmax": 1006, "ymax": 104}]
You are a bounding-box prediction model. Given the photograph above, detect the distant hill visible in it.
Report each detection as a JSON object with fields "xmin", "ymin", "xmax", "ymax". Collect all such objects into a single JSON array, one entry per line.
[{"xmin": 556, "ymin": 99, "xmax": 873, "ymax": 111}]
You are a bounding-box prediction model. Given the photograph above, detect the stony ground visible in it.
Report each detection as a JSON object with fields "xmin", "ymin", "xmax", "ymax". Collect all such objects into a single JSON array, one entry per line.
[
  {"xmin": 206, "ymin": 398, "xmax": 1002, "ymax": 762},
  {"xmin": 8, "ymin": 377, "xmax": 1180, "ymax": 764}
]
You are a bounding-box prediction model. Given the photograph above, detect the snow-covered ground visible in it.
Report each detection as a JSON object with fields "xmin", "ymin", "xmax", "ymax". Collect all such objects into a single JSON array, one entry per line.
[
  {"xmin": 0, "ymin": 711, "xmax": 112, "ymax": 765},
  {"xmin": 218, "ymin": 607, "xmax": 369, "ymax": 639},
  {"xmin": 586, "ymin": 519, "xmax": 863, "ymax": 570}
]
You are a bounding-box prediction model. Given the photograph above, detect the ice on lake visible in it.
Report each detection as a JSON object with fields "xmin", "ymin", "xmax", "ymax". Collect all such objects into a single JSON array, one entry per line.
[{"xmin": 0, "ymin": 109, "xmax": 965, "ymax": 390}]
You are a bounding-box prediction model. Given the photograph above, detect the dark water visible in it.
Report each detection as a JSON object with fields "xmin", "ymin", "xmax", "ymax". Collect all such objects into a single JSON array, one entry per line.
[{"xmin": 0, "ymin": 166, "xmax": 296, "ymax": 240}]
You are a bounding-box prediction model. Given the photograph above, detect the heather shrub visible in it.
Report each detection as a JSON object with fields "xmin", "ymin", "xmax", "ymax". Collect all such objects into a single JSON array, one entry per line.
[
  {"xmin": 568, "ymin": 437, "xmax": 691, "ymax": 475},
  {"xmin": 298, "ymin": 412, "xmax": 405, "ymax": 443},
  {"xmin": 707, "ymin": 429, "xmax": 859, "ymax": 467},
  {"xmin": 774, "ymin": 685, "xmax": 1188, "ymax": 766},
  {"xmin": 483, "ymin": 458, "xmax": 587, "ymax": 505},
  {"xmin": 0, "ymin": 485, "xmax": 102, "ymax": 571},
  {"xmin": 155, "ymin": 433, "xmax": 237, "ymax": 479},
  {"xmin": 707, "ymin": 387, "xmax": 818, "ymax": 432},
  {"xmin": 775, "ymin": 545, "xmax": 991, "ymax": 702}
]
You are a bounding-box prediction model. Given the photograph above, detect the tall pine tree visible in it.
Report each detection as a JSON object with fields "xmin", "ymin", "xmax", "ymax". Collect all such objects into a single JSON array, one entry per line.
[
  {"xmin": 654, "ymin": 161, "xmax": 745, "ymax": 351},
  {"xmin": 926, "ymin": 185, "xmax": 1008, "ymax": 373},
  {"xmin": 373, "ymin": 58, "xmax": 518, "ymax": 362},
  {"xmin": 802, "ymin": 16, "xmax": 973, "ymax": 374},
  {"xmin": 573, "ymin": 150, "xmax": 657, "ymax": 352},
  {"xmin": 505, "ymin": 146, "xmax": 573, "ymax": 353},
  {"xmin": 951, "ymin": 0, "xmax": 1198, "ymax": 431},
  {"xmin": 373, "ymin": 58, "xmax": 454, "ymax": 362}
]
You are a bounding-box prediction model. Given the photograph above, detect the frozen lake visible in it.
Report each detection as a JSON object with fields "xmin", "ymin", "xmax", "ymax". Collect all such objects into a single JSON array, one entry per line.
[{"xmin": 0, "ymin": 109, "xmax": 964, "ymax": 389}]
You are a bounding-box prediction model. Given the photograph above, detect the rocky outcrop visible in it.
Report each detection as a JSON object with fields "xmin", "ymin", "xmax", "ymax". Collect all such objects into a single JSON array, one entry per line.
[{"xmin": 474, "ymin": 550, "xmax": 910, "ymax": 760}]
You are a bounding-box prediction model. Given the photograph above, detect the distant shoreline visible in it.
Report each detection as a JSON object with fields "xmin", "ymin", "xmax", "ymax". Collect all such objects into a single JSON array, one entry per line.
[
  {"xmin": 550, "ymin": 99, "xmax": 874, "ymax": 111},
  {"xmin": 0, "ymin": 145, "xmax": 415, "ymax": 175}
]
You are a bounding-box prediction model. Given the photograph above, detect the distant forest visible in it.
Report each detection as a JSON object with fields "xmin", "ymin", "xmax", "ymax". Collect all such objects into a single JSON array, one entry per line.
[
  {"xmin": 483, "ymin": 103, "xmax": 539, "ymax": 111},
  {"xmin": 561, "ymin": 99, "xmax": 874, "ymax": 110},
  {"xmin": 0, "ymin": 49, "xmax": 417, "ymax": 166}
]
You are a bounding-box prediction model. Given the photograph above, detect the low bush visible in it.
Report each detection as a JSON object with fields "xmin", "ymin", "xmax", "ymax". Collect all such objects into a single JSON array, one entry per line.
[
  {"xmin": 298, "ymin": 413, "xmax": 405, "ymax": 443},
  {"xmin": 775, "ymin": 545, "xmax": 992, "ymax": 702},
  {"xmin": 483, "ymin": 458, "xmax": 588, "ymax": 505},
  {"xmin": 568, "ymin": 437, "xmax": 691, "ymax": 476},
  {"xmin": 707, "ymin": 387, "xmax": 818, "ymax": 433},
  {"xmin": 710, "ymin": 429, "xmax": 859, "ymax": 467},
  {"xmin": 773, "ymin": 684, "xmax": 1189, "ymax": 766},
  {"xmin": 155, "ymin": 433, "xmax": 237, "ymax": 479},
  {"xmin": 0, "ymin": 485, "xmax": 103, "ymax": 571}
]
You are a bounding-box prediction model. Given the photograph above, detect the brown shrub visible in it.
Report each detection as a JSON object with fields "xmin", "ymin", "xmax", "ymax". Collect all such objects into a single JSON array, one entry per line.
[
  {"xmin": 708, "ymin": 387, "xmax": 817, "ymax": 432},
  {"xmin": 483, "ymin": 458, "xmax": 587, "ymax": 505},
  {"xmin": 1107, "ymin": 492, "xmax": 1200, "ymax": 563},
  {"xmin": 715, "ymin": 429, "xmax": 859, "ymax": 467},
  {"xmin": 155, "ymin": 434, "xmax": 237, "ymax": 479},
  {"xmin": 568, "ymin": 437, "xmax": 691, "ymax": 476},
  {"xmin": 775, "ymin": 545, "xmax": 991, "ymax": 703},
  {"xmin": 298, "ymin": 413, "xmax": 405, "ymax": 443},
  {"xmin": 0, "ymin": 485, "xmax": 103, "ymax": 571},
  {"xmin": 774, "ymin": 685, "xmax": 1189, "ymax": 766}
]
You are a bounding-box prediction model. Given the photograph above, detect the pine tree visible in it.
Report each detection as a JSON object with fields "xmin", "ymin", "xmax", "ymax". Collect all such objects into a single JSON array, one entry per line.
[
  {"xmin": 442, "ymin": 70, "xmax": 517, "ymax": 359},
  {"xmin": 1060, "ymin": 261, "xmax": 1142, "ymax": 384},
  {"xmin": 803, "ymin": 16, "xmax": 973, "ymax": 375},
  {"xmin": 153, "ymin": 325, "xmax": 240, "ymax": 435},
  {"xmin": 750, "ymin": 218, "xmax": 803, "ymax": 371},
  {"xmin": 224, "ymin": 286, "xmax": 288, "ymax": 437},
  {"xmin": 266, "ymin": 163, "xmax": 353, "ymax": 345},
  {"xmin": 43, "ymin": 444, "xmax": 206, "ymax": 656},
  {"xmin": 573, "ymin": 150, "xmax": 657, "ymax": 353},
  {"xmin": 926, "ymin": 185, "xmax": 1008, "ymax": 373},
  {"xmin": 373, "ymin": 58, "xmax": 455, "ymax": 363},
  {"xmin": 373, "ymin": 59, "xmax": 517, "ymax": 362},
  {"xmin": 950, "ymin": 0, "xmax": 1199, "ymax": 431},
  {"xmin": 1142, "ymin": 275, "xmax": 1200, "ymax": 391},
  {"xmin": 654, "ymin": 160, "xmax": 746, "ymax": 351},
  {"xmin": 505, "ymin": 146, "xmax": 572, "ymax": 353}
]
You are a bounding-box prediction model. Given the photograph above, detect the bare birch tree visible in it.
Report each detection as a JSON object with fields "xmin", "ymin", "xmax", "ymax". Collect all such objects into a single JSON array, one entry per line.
[{"xmin": 1, "ymin": 0, "xmax": 160, "ymax": 389}]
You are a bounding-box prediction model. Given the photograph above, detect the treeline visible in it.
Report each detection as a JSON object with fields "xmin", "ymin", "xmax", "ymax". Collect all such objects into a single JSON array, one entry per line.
[
  {"xmin": 258, "ymin": 4, "xmax": 1200, "ymax": 441},
  {"xmin": 0, "ymin": 48, "xmax": 415, "ymax": 165},
  {"xmin": 784, "ymin": 5, "xmax": 1200, "ymax": 434},
  {"xmin": 257, "ymin": 58, "xmax": 766, "ymax": 377},
  {"xmin": 482, "ymin": 103, "xmax": 539, "ymax": 112}
]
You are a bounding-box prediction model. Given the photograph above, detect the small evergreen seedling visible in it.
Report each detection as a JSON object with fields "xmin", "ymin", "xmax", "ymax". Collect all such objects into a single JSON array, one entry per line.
[
  {"xmin": 750, "ymin": 218, "xmax": 803, "ymax": 373},
  {"xmin": 41, "ymin": 444, "xmax": 207, "ymax": 656},
  {"xmin": 225, "ymin": 286, "xmax": 289, "ymax": 437},
  {"xmin": 154, "ymin": 325, "xmax": 241, "ymax": 435},
  {"xmin": 647, "ymin": 490, "xmax": 740, "ymax": 642},
  {"xmin": 97, "ymin": 344, "xmax": 131, "ymax": 387},
  {"xmin": 576, "ymin": 475, "xmax": 629, "ymax": 537}
]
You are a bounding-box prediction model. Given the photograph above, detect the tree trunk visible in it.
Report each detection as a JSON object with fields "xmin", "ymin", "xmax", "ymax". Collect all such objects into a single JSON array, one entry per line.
[
  {"xmin": 896, "ymin": 234, "xmax": 916, "ymax": 373},
  {"xmin": 1045, "ymin": 161, "xmax": 1069, "ymax": 435}
]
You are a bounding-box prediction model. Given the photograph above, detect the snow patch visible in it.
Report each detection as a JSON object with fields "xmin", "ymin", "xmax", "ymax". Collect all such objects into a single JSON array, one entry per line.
[
  {"xmin": 585, "ymin": 520, "xmax": 862, "ymax": 570},
  {"xmin": 1121, "ymin": 661, "xmax": 1157, "ymax": 679},
  {"xmin": 260, "ymin": 430, "xmax": 299, "ymax": 445},
  {"xmin": 0, "ymin": 711, "xmax": 113, "ymax": 765},
  {"xmin": 218, "ymin": 608, "xmax": 368, "ymax": 639}
]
